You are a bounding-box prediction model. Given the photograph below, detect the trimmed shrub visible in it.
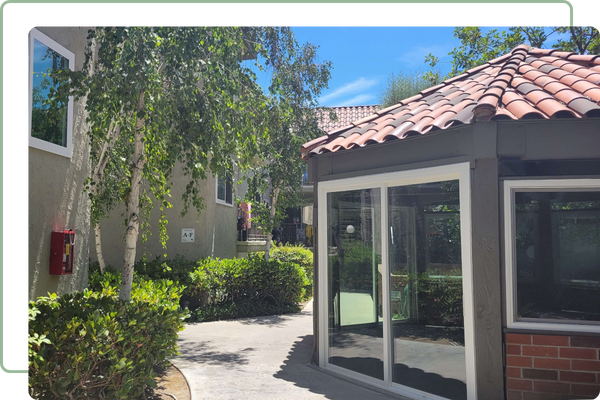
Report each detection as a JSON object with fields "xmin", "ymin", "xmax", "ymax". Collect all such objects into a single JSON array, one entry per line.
[
  {"xmin": 194, "ymin": 299, "xmax": 300, "ymax": 322},
  {"xmin": 262, "ymin": 244, "xmax": 314, "ymax": 299},
  {"xmin": 134, "ymin": 255, "xmax": 196, "ymax": 295},
  {"xmin": 188, "ymin": 255, "xmax": 307, "ymax": 322},
  {"xmin": 412, "ymin": 273, "xmax": 463, "ymax": 327},
  {"xmin": 29, "ymin": 279, "xmax": 187, "ymax": 400}
]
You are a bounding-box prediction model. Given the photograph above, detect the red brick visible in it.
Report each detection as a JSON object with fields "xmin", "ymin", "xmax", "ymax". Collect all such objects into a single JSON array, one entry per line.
[
  {"xmin": 571, "ymin": 383, "xmax": 600, "ymax": 397},
  {"xmin": 508, "ymin": 356, "xmax": 533, "ymax": 367},
  {"xmin": 507, "ymin": 390, "xmax": 522, "ymax": 400},
  {"xmin": 507, "ymin": 378, "xmax": 533, "ymax": 391},
  {"xmin": 560, "ymin": 348, "xmax": 597, "ymax": 360},
  {"xmin": 560, "ymin": 370, "xmax": 597, "ymax": 383},
  {"xmin": 533, "ymin": 335, "xmax": 570, "ymax": 346},
  {"xmin": 534, "ymin": 381, "xmax": 570, "ymax": 394},
  {"xmin": 523, "ymin": 368, "xmax": 558, "ymax": 380},
  {"xmin": 534, "ymin": 358, "xmax": 570, "ymax": 370},
  {"xmin": 572, "ymin": 360, "xmax": 600, "ymax": 372},
  {"xmin": 521, "ymin": 393, "xmax": 564, "ymax": 400},
  {"xmin": 507, "ymin": 344, "xmax": 522, "ymax": 355},
  {"xmin": 570, "ymin": 337, "xmax": 600, "ymax": 349},
  {"xmin": 523, "ymin": 346, "xmax": 559, "ymax": 357},
  {"xmin": 507, "ymin": 333, "xmax": 532, "ymax": 344},
  {"xmin": 507, "ymin": 367, "xmax": 522, "ymax": 378}
]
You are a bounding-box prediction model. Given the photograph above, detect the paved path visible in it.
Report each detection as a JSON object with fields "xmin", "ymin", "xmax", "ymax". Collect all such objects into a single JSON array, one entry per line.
[{"xmin": 171, "ymin": 301, "xmax": 404, "ymax": 400}]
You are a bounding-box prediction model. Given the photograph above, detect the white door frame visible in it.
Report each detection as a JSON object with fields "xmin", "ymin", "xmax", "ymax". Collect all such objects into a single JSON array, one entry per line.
[{"xmin": 317, "ymin": 162, "xmax": 477, "ymax": 400}]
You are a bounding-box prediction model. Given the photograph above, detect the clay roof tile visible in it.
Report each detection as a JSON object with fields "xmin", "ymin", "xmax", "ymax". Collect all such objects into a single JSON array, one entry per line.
[{"xmin": 303, "ymin": 46, "xmax": 600, "ymax": 159}]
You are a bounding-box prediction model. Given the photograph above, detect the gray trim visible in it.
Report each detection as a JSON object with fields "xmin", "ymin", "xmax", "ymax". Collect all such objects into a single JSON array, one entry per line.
[
  {"xmin": 504, "ymin": 327, "xmax": 600, "ymax": 338},
  {"xmin": 318, "ymin": 155, "xmax": 474, "ymax": 182},
  {"xmin": 471, "ymin": 158, "xmax": 504, "ymax": 400}
]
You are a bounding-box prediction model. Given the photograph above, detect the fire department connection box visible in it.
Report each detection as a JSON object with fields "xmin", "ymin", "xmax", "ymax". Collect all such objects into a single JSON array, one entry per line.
[{"xmin": 49, "ymin": 230, "xmax": 75, "ymax": 275}]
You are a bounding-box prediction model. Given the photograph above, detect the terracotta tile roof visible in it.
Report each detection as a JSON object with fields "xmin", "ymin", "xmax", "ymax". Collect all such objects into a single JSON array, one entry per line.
[
  {"xmin": 317, "ymin": 105, "xmax": 380, "ymax": 133},
  {"xmin": 302, "ymin": 45, "xmax": 600, "ymax": 158}
]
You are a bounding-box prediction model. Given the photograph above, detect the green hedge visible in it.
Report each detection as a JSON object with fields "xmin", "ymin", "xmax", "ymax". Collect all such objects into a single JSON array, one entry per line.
[
  {"xmin": 188, "ymin": 254, "xmax": 307, "ymax": 322},
  {"xmin": 29, "ymin": 279, "xmax": 188, "ymax": 400},
  {"xmin": 259, "ymin": 244, "xmax": 314, "ymax": 300}
]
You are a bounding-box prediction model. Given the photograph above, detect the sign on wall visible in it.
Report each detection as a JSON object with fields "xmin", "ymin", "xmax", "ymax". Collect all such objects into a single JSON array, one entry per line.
[{"xmin": 181, "ymin": 228, "xmax": 195, "ymax": 243}]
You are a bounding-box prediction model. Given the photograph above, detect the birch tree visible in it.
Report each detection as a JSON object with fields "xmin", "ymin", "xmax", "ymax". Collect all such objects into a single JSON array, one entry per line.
[{"xmin": 55, "ymin": 27, "xmax": 329, "ymax": 300}]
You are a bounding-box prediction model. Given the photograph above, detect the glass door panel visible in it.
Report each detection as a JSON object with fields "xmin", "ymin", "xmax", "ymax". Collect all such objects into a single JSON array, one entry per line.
[
  {"xmin": 388, "ymin": 180, "xmax": 467, "ymax": 400},
  {"xmin": 327, "ymin": 188, "xmax": 383, "ymax": 380}
]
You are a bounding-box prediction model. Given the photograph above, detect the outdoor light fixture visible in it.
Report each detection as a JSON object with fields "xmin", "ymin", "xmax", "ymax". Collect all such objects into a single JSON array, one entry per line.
[{"xmin": 346, "ymin": 225, "xmax": 355, "ymax": 234}]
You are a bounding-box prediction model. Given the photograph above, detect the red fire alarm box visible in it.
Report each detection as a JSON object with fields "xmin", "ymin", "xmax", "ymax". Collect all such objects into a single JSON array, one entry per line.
[{"xmin": 49, "ymin": 230, "xmax": 75, "ymax": 275}]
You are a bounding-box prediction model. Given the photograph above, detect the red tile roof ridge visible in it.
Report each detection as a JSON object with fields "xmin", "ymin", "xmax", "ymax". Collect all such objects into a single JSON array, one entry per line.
[{"xmin": 302, "ymin": 45, "xmax": 600, "ymax": 159}]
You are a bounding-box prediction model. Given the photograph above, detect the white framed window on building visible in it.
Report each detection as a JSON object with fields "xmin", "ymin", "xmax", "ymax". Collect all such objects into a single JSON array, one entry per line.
[
  {"xmin": 29, "ymin": 28, "xmax": 74, "ymax": 158},
  {"xmin": 504, "ymin": 179, "xmax": 600, "ymax": 333},
  {"xmin": 216, "ymin": 175, "xmax": 233, "ymax": 206}
]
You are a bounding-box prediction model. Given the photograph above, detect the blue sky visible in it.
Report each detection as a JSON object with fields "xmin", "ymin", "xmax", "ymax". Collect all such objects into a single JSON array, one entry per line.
[{"xmin": 281, "ymin": 27, "xmax": 569, "ymax": 107}]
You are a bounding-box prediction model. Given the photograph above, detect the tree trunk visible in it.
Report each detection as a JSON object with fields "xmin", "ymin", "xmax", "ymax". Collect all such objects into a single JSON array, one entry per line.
[
  {"xmin": 264, "ymin": 186, "xmax": 281, "ymax": 262},
  {"xmin": 120, "ymin": 91, "xmax": 146, "ymax": 301},
  {"xmin": 90, "ymin": 121, "xmax": 120, "ymax": 276},
  {"xmin": 94, "ymin": 223, "xmax": 107, "ymax": 274}
]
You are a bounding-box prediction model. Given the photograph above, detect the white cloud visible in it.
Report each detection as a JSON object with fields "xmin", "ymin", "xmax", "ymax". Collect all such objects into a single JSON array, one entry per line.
[
  {"xmin": 337, "ymin": 94, "xmax": 377, "ymax": 107},
  {"xmin": 319, "ymin": 77, "xmax": 378, "ymax": 104},
  {"xmin": 397, "ymin": 43, "xmax": 455, "ymax": 67}
]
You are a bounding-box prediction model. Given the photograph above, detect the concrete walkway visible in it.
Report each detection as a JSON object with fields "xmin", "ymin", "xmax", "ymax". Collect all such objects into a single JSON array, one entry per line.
[{"xmin": 171, "ymin": 301, "xmax": 404, "ymax": 400}]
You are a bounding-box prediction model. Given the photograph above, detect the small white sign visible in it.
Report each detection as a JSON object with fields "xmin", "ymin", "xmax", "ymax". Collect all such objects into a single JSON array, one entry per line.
[{"xmin": 181, "ymin": 228, "xmax": 195, "ymax": 243}]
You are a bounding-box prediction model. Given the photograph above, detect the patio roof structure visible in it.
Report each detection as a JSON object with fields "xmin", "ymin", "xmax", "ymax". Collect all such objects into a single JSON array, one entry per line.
[
  {"xmin": 303, "ymin": 45, "xmax": 600, "ymax": 400},
  {"xmin": 303, "ymin": 45, "xmax": 600, "ymax": 158}
]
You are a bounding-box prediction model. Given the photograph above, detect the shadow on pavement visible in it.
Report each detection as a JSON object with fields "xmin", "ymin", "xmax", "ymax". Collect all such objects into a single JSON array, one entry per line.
[
  {"xmin": 275, "ymin": 334, "xmax": 465, "ymax": 400},
  {"xmin": 176, "ymin": 339, "xmax": 254, "ymax": 366}
]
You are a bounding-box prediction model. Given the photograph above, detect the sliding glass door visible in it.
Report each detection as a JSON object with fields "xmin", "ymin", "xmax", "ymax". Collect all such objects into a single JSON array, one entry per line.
[
  {"xmin": 327, "ymin": 188, "xmax": 383, "ymax": 380},
  {"xmin": 318, "ymin": 163, "xmax": 475, "ymax": 400},
  {"xmin": 388, "ymin": 181, "xmax": 467, "ymax": 400}
]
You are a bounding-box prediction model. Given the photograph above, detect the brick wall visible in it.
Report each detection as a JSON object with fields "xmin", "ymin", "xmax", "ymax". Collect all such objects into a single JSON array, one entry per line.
[{"xmin": 505, "ymin": 333, "xmax": 600, "ymax": 400}]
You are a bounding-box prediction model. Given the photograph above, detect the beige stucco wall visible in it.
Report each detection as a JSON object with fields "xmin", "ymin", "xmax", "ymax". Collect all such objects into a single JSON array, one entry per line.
[
  {"xmin": 29, "ymin": 27, "xmax": 92, "ymax": 300},
  {"xmin": 91, "ymin": 170, "xmax": 247, "ymax": 269}
]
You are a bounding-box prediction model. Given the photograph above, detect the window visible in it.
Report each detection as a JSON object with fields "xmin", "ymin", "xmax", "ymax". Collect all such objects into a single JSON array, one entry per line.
[
  {"xmin": 318, "ymin": 163, "xmax": 476, "ymax": 400},
  {"xmin": 29, "ymin": 29, "xmax": 74, "ymax": 158},
  {"xmin": 504, "ymin": 179, "xmax": 600, "ymax": 332},
  {"xmin": 216, "ymin": 175, "xmax": 233, "ymax": 206}
]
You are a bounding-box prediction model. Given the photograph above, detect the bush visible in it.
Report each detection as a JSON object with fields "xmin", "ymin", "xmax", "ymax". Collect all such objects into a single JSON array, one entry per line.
[
  {"xmin": 262, "ymin": 244, "xmax": 314, "ymax": 299},
  {"xmin": 412, "ymin": 273, "xmax": 463, "ymax": 327},
  {"xmin": 329, "ymin": 242, "xmax": 381, "ymax": 293},
  {"xmin": 134, "ymin": 255, "xmax": 196, "ymax": 295},
  {"xmin": 194, "ymin": 299, "xmax": 300, "ymax": 322},
  {"xmin": 29, "ymin": 279, "xmax": 188, "ymax": 400},
  {"xmin": 188, "ymin": 255, "xmax": 307, "ymax": 322}
]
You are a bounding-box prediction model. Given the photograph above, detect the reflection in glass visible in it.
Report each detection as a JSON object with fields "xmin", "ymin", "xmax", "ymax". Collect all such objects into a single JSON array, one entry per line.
[
  {"xmin": 515, "ymin": 191, "xmax": 600, "ymax": 323},
  {"xmin": 388, "ymin": 180, "xmax": 466, "ymax": 400},
  {"xmin": 327, "ymin": 188, "xmax": 383, "ymax": 380},
  {"xmin": 31, "ymin": 38, "xmax": 69, "ymax": 147}
]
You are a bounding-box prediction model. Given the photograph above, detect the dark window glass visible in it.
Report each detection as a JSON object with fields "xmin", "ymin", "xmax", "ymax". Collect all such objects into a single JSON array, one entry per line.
[
  {"xmin": 217, "ymin": 176, "xmax": 232, "ymax": 204},
  {"xmin": 515, "ymin": 191, "xmax": 600, "ymax": 324}
]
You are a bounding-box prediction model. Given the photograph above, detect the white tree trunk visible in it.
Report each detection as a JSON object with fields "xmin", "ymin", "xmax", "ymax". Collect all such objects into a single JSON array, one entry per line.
[
  {"xmin": 94, "ymin": 223, "xmax": 107, "ymax": 274},
  {"xmin": 120, "ymin": 91, "xmax": 146, "ymax": 301},
  {"xmin": 90, "ymin": 121, "xmax": 120, "ymax": 275}
]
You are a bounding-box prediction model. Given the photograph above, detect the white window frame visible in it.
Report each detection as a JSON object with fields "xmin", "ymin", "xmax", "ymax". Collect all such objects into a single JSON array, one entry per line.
[
  {"xmin": 29, "ymin": 28, "xmax": 74, "ymax": 158},
  {"xmin": 503, "ymin": 178, "xmax": 600, "ymax": 333},
  {"xmin": 317, "ymin": 162, "xmax": 476, "ymax": 400},
  {"xmin": 215, "ymin": 175, "xmax": 233, "ymax": 207}
]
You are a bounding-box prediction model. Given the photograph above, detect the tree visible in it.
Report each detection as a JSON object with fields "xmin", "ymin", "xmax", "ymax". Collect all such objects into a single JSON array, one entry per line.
[
  {"xmin": 425, "ymin": 26, "xmax": 600, "ymax": 81},
  {"xmin": 244, "ymin": 30, "xmax": 332, "ymax": 261},
  {"xmin": 379, "ymin": 70, "xmax": 441, "ymax": 108},
  {"xmin": 553, "ymin": 26, "xmax": 600, "ymax": 55},
  {"xmin": 54, "ymin": 27, "xmax": 330, "ymax": 300}
]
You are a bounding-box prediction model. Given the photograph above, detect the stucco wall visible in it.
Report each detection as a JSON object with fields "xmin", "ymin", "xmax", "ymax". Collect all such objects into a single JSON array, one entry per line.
[
  {"xmin": 91, "ymin": 170, "xmax": 245, "ymax": 269},
  {"xmin": 29, "ymin": 27, "xmax": 92, "ymax": 300}
]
